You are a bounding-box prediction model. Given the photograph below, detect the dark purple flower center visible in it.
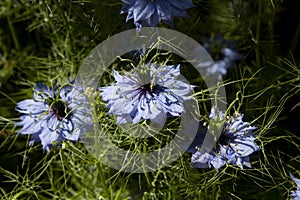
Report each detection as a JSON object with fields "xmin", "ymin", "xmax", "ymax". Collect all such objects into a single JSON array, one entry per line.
[
  {"xmin": 140, "ymin": 83, "xmax": 152, "ymax": 92},
  {"xmin": 51, "ymin": 101, "xmax": 70, "ymax": 121},
  {"xmin": 217, "ymin": 130, "xmax": 237, "ymax": 147},
  {"xmin": 139, "ymin": 83, "xmax": 166, "ymax": 97},
  {"xmin": 218, "ymin": 134, "xmax": 232, "ymax": 146},
  {"xmin": 139, "ymin": 83, "xmax": 158, "ymax": 95}
]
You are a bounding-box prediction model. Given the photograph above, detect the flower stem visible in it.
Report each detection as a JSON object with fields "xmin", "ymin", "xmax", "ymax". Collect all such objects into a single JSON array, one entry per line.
[{"xmin": 97, "ymin": 162, "xmax": 111, "ymax": 199}]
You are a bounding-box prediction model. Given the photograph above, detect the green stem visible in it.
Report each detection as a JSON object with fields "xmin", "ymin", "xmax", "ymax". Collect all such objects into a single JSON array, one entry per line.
[
  {"xmin": 255, "ymin": 0, "xmax": 263, "ymax": 67},
  {"xmin": 97, "ymin": 162, "xmax": 111, "ymax": 199},
  {"xmin": 54, "ymin": 0, "xmax": 69, "ymax": 29},
  {"xmin": 7, "ymin": 15, "xmax": 20, "ymax": 51}
]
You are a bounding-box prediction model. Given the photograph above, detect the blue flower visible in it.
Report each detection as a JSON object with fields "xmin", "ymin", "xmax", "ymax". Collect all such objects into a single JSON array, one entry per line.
[
  {"xmin": 15, "ymin": 83, "xmax": 92, "ymax": 151},
  {"xmin": 203, "ymin": 34, "xmax": 242, "ymax": 76},
  {"xmin": 120, "ymin": 0, "xmax": 194, "ymax": 29},
  {"xmin": 291, "ymin": 173, "xmax": 300, "ymax": 200},
  {"xmin": 191, "ymin": 107, "xmax": 260, "ymax": 171},
  {"xmin": 99, "ymin": 63, "xmax": 194, "ymax": 126}
]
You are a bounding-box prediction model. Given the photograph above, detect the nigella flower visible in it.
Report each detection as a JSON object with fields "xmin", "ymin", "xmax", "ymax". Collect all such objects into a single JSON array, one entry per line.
[
  {"xmin": 120, "ymin": 0, "xmax": 194, "ymax": 29},
  {"xmin": 99, "ymin": 63, "xmax": 194, "ymax": 126},
  {"xmin": 191, "ymin": 107, "xmax": 260, "ymax": 171},
  {"xmin": 15, "ymin": 83, "xmax": 92, "ymax": 151},
  {"xmin": 291, "ymin": 173, "xmax": 300, "ymax": 200},
  {"xmin": 203, "ymin": 34, "xmax": 242, "ymax": 76}
]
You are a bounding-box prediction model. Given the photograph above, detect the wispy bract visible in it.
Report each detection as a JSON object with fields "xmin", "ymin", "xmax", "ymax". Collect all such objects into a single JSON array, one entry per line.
[
  {"xmin": 191, "ymin": 107, "xmax": 260, "ymax": 171},
  {"xmin": 15, "ymin": 83, "xmax": 92, "ymax": 151},
  {"xmin": 99, "ymin": 63, "xmax": 194, "ymax": 126},
  {"xmin": 120, "ymin": 0, "xmax": 194, "ymax": 29}
]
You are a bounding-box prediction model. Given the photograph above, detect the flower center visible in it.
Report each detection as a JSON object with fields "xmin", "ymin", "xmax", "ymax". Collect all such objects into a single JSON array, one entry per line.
[
  {"xmin": 217, "ymin": 131, "xmax": 237, "ymax": 146},
  {"xmin": 140, "ymin": 83, "xmax": 152, "ymax": 92},
  {"xmin": 218, "ymin": 134, "xmax": 231, "ymax": 146},
  {"xmin": 51, "ymin": 101, "xmax": 70, "ymax": 121},
  {"xmin": 139, "ymin": 83, "xmax": 162, "ymax": 97}
]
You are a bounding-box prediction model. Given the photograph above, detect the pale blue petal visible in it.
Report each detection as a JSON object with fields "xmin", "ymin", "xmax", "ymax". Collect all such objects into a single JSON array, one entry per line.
[
  {"xmin": 233, "ymin": 138, "xmax": 260, "ymax": 157},
  {"xmin": 133, "ymin": 1, "xmax": 155, "ymax": 22},
  {"xmin": 39, "ymin": 128, "xmax": 59, "ymax": 150},
  {"xmin": 16, "ymin": 99, "xmax": 49, "ymax": 114},
  {"xmin": 33, "ymin": 82, "xmax": 53, "ymax": 101},
  {"xmin": 222, "ymin": 48, "xmax": 242, "ymax": 60},
  {"xmin": 291, "ymin": 173, "xmax": 300, "ymax": 199},
  {"xmin": 291, "ymin": 174, "xmax": 300, "ymax": 188},
  {"xmin": 191, "ymin": 151, "xmax": 211, "ymax": 169},
  {"xmin": 116, "ymin": 114, "xmax": 132, "ymax": 125},
  {"xmin": 204, "ymin": 34, "xmax": 242, "ymax": 76}
]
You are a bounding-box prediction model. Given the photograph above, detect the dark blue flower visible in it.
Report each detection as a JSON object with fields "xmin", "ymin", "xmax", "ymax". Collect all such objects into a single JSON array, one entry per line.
[
  {"xmin": 203, "ymin": 34, "xmax": 242, "ymax": 76},
  {"xmin": 291, "ymin": 173, "xmax": 300, "ymax": 200},
  {"xmin": 191, "ymin": 107, "xmax": 260, "ymax": 171},
  {"xmin": 99, "ymin": 63, "xmax": 194, "ymax": 126},
  {"xmin": 15, "ymin": 83, "xmax": 92, "ymax": 151},
  {"xmin": 120, "ymin": 0, "xmax": 194, "ymax": 29}
]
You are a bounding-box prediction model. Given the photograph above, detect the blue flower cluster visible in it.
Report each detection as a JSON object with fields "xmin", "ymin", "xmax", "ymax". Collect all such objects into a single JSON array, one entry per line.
[
  {"xmin": 16, "ymin": 83, "xmax": 92, "ymax": 151},
  {"xmin": 15, "ymin": 1, "xmax": 252, "ymax": 171},
  {"xmin": 99, "ymin": 63, "xmax": 194, "ymax": 126},
  {"xmin": 191, "ymin": 107, "xmax": 260, "ymax": 171},
  {"xmin": 120, "ymin": 0, "xmax": 194, "ymax": 29}
]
